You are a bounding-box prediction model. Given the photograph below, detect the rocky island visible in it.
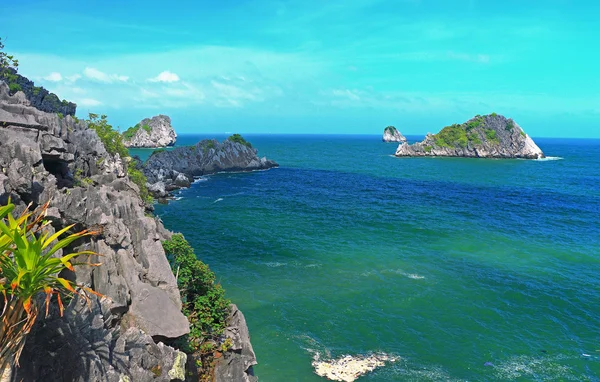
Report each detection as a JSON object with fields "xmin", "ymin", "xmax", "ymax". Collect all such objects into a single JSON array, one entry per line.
[
  {"xmin": 382, "ymin": 126, "xmax": 406, "ymax": 143},
  {"xmin": 122, "ymin": 114, "xmax": 177, "ymax": 148},
  {"xmin": 394, "ymin": 113, "xmax": 545, "ymax": 159},
  {"xmin": 143, "ymin": 134, "xmax": 278, "ymax": 198}
]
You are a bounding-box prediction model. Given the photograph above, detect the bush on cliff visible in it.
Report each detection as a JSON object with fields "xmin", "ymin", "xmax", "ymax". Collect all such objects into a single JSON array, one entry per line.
[
  {"xmin": 227, "ymin": 133, "xmax": 252, "ymax": 148},
  {"xmin": 162, "ymin": 234, "xmax": 230, "ymax": 373},
  {"xmin": 86, "ymin": 113, "xmax": 153, "ymax": 204},
  {"xmin": 0, "ymin": 201, "xmax": 102, "ymax": 377}
]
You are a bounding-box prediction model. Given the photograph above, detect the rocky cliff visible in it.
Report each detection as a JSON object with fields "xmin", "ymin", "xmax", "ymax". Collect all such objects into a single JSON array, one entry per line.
[
  {"xmin": 122, "ymin": 115, "xmax": 177, "ymax": 148},
  {"xmin": 382, "ymin": 126, "xmax": 406, "ymax": 143},
  {"xmin": 0, "ymin": 80, "xmax": 257, "ymax": 381},
  {"xmin": 394, "ymin": 114, "xmax": 544, "ymax": 159},
  {"xmin": 1, "ymin": 68, "xmax": 76, "ymax": 116},
  {"xmin": 143, "ymin": 137, "xmax": 278, "ymax": 198}
]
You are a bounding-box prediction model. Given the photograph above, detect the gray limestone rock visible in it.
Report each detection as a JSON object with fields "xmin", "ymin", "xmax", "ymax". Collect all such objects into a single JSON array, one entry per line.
[
  {"xmin": 143, "ymin": 138, "xmax": 278, "ymax": 197},
  {"xmin": 0, "ymin": 80, "xmax": 191, "ymax": 381},
  {"xmin": 382, "ymin": 126, "xmax": 407, "ymax": 143},
  {"xmin": 394, "ymin": 114, "xmax": 545, "ymax": 159},
  {"xmin": 122, "ymin": 115, "xmax": 177, "ymax": 148},
  {"xmin": 214, "ymin": 305, "xmax": 258, "ymax": 382}
]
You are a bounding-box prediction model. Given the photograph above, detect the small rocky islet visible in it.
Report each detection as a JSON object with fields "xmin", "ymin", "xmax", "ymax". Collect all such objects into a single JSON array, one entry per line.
[
  {"xmin": 392, "ymin": 113, "xmax": 545, "ymax": 159},
  {"xmin": 382, "ymin": 125, "xmax": 407, "ymax": 143},
  {"xmin": 122, "ymin": 114, "xmax": 177, "ymax": 148}
]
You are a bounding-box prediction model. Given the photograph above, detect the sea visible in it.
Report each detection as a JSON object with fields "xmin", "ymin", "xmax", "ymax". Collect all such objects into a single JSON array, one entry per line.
[{"xmin": 131, "ymin": 135, "xmax": 600, "ymax": 381}]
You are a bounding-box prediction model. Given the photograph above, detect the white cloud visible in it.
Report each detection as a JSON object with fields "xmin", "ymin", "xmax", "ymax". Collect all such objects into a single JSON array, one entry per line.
[
  {"xmin": 44, "ymin": 72, "xmax": 63, "ymax": 82},
  {"xmin": 65, "ymin": 74, "xmax": 82, "ymax": 83},
  {"xmin": 83, "ymin": 67, "xmax": 129, "ymax": 83},
  {"xmin": 330, "ymin": 89, "xmax": 361, "ymax": 101},
  {"xmin": 148, "ymin": 71, "xmax": 180, "ymax": 83},
  {"xmin": 78, "ymin": 98, "xmax": 102, "ymax": 106}
]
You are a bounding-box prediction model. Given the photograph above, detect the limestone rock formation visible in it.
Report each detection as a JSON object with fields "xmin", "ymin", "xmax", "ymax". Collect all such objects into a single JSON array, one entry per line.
[
  {"xmin": 1, "ymin": 68, "xmax": 76, "ymax": 116},
  {"xmin": 394, "ymin": 114, "xmax": 544, "ymax": 159},
  {"xmin": 214, "ymin": 305, "xmax": 258, "ymax": 382},
  {"xmin": 382, "ymin": 126, "xmax": 406, "ymax": 143},
  {"xmin": 143, "ymin": 138, "xmax": 278, "ymax": 197},
  {"xmin": 0, "ymin": 80, "xmax": 190, "ymax": 381},
  {"xmin": 122, "ymin": 115, "xmax": 177, "ymax": 148}
]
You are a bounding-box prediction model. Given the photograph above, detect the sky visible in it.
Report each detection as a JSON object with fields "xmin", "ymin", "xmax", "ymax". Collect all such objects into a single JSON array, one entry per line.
[{"xmin": 1, "ymin": 0, "xmax": 599, "ymax": 137}]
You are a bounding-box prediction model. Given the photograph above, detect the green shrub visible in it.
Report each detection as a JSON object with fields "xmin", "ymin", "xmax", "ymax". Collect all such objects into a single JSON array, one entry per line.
[
  {"xmin": 162, "ymin": 234, "xmax": 231, "ymax": 354},
  {"xmin": 57, "ymin": 113, "xmax": 64, "ymax": 120},
  {"xmin": 127, "ymin": 160, "xmax": 152, "ymax": 204},
  {"xmin": 424, "ymin": 145, "xmax": 432, "ymax": 153},
  {"xmin": 505, "ymin": 120, "xmax": 515, "ymax": 131},
  {"xmin": 142, "ymin": 124, "xmax": 152, "ymax": 134},
  {"xmin": 227, "ymin": 134, "xmax": 252, "ymax": 148},
  {"xmin": 434, "ymin": 124, "xmax": 468, "ymax": 148},
  {"xmin": 122, "ymin": 124, "xmax": 140, "ymax": 140},
  {"xmin": 468, "ymin": 132, "xmax": 482, "ymax": 145},
  {"xmin": 8, "ymin": 83, "xmax": 21, "ymax": 93},
  {"xmin": 490, "ymin": 112, "xmax": 498, "ymax": 117},
  {"xmin": 484, "ymin": 129, "xmax": 499, "ymax": 143},
  {"xmin": 86, "ymin": 113, "xmax": 129, "ymax": 158}
]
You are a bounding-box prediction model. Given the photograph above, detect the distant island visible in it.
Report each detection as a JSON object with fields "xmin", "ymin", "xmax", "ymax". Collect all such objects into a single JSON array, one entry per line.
[
  {"xmin": 394, "ymin": 113, "xmax": 545, "ymax": 159},
  {"xmin": 143, "ymin": 134, "xmax": 278, "ymax": 198},
  {"xmin": 122, "ymin": 114, "xmax": 177, "ymax": 148},
  {"xmin": 382, "ymin": 126, "xmax": 406, "ymax": 143}
]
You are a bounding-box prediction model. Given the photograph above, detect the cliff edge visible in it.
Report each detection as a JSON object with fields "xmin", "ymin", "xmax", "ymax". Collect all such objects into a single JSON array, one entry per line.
[
  {"xmin": 122, "ymin": 115, "xmax": 177, "ymax": 148},
  {"xmin": 395, "ymin": 114, "xmax": 544, "ymax": 159}
]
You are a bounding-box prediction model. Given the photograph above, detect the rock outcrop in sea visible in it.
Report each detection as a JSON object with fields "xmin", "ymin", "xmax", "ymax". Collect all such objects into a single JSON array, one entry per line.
[
  {"xmin": 0, "ymin": 80, "xmax": 257, "ymax": 381},
  {"xmin": 143, "ymin": 137, "xmax": 278, "ymax": 198},
  {"xmin": 122, "ymin": 115, "xmax": 177, "ymax": 148},
  {"xmin": 394, "ymin": 114, "xmax": 544, "ymax": 159},
  {"xmin": 382, "ymin": 126, "xmax": 406, "ymax": 143}
]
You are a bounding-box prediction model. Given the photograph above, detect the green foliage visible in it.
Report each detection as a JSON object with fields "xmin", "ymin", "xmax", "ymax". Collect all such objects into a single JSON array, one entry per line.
[
  {"xmin": 490, "ymin": 112, "xmax": 498, "ymax": 117},
  {"xmin": 424, "ymin": 145, "xmax": 432, "ymax": 153},
  {"xmin": 127, "ymin": 160, "xmax": 152, "ymax": 204},
  {"xmin": 0, "ymin": 38, "xmax": 19, "ymax": 72},
  {"xmin": 150, "ymin": 148, "xmax": 166, "ymax": 156},
  {"xmin": 468, "ymin": 132, "xmax": 482, "ymax": 145},
  {"xmin": 485, "ymin": 128, "xmax": 499, "ymax": 144},
  {"xmin": 434, "ymin": 124, "xmax": 468, "ymax": 148},
  {"xmin": 162, "ymin": 234, "xmax": 231, "ymax": 354},
  {"xmin": 57, "ymin": 113, "xmax": 64, "ymax": 120},
  {"xmin": 86, "ymin": 113, "xmax": 128, "ymax": 158},
  {"xmin": 0, "ymin": 201, "xmax": 101, "ymax": 371},
  {"xmin": 505, "ymin": 120, "xmax": 515, "ymax": 131},
  {"xmin": 8, "ymin": 83, "xmax": 21, "ymax": 93},
  {"xmin": 465, "ymin": 116, "xmax": 484, "ymax": 131},
  {"xmin": 520, "ymin": 131, "xmax": 526, "ymax": 137},
  {"xmin": 227, "ymin": 134, "xmax": 252, "ymax": 148},
  {"xmin": 122, "ymin": 124, "xmax": 140, "ymax": 140},
  {"xmin": 142, "ymin": 124, "xmax": 152, "ymax": 133}
]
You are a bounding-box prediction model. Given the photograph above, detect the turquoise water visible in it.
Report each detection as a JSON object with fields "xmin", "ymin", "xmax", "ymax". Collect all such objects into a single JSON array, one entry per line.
[{"xmin": 150, "ymin": 135, "xmax": 600, "ymax": 381}]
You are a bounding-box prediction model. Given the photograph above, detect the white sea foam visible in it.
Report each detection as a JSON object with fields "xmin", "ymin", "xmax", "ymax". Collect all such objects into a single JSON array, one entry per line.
[
  {"xmin": 213, "ymin": 198, "xmax": 224, "ymax": 203},
  {"xmin": 264, "ymin": 262, "xmax": 287, "ymax": 268},
  {"xmin": 193, "ymin": 177, "xmax": 208, "ymax": 183},
  {"xmin": 384, "ymin": 269, "xmax": 426, "ymax": 280},
  {"xmin": 490, "ymin": 354, "xmax": 579, "ymax": 380},
  {"xmin": 312, "ymin": 353, "xmax": 398, "ymax": 382},
  {"xmin": 173, "ymin": 196, "xmax": 183, "ymax": 201},
  {"xmin": 535, "ymin": 156, "xmax": 563, "ymax": 161}
]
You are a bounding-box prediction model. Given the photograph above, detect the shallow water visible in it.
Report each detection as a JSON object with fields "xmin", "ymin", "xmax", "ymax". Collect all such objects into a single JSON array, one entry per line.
[{"xmin": 153, "ymin": 135, "xmax": 600, "ymax": 381}]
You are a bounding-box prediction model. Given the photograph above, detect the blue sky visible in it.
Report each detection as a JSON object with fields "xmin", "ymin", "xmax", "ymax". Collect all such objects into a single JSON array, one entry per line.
[{"xmin": 2, "ymin": 0, "xmax": 599, "ymax": 137}]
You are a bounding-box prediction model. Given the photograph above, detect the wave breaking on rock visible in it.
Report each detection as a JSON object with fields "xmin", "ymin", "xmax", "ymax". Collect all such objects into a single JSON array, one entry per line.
[{"xmin": 312, "ymin": 353, "xmax": 398, "ymax": 381}]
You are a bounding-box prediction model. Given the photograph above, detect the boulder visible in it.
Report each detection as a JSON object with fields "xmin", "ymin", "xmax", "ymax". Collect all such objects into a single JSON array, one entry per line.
[{"xmin": 382, "ymin": 126, "xmax": 406, "ymax": 143}]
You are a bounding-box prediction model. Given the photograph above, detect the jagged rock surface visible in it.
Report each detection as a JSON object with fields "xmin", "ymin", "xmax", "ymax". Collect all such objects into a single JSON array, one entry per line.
[
  {"xmin": 122, "ymin": 115, "xmax": 177, "ymax": 148},
  {"xmin": 1, "ymin": 68, "xmax": 76, "ymax": 115},
  {"xmin": 214, "ymin": 305, "xmax": 258, "ymax": 382},
  {"xmin": 395, "ymin": 114, "xmax": 545, "ymax": 159},
  {"xmin": 143, "ymin": 139, "xmax": 278, "ymax": 196},
  {"xmin": 382, "ymin": 126, "xmax": 406, "ymax": 143},
  {"xmin": 0, "ymin": 81, "xmax": 190, "ymax": 381}
]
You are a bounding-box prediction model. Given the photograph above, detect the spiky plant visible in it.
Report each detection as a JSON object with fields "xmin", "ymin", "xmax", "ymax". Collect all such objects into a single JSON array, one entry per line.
[{"xmin": 0, "ymin": 201, "xmax": 102, "ymax": 377}]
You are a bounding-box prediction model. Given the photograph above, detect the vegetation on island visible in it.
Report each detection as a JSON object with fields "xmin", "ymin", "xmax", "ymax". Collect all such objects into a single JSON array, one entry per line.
[
  {"xmin": 0, "ymin": 37, "xmax": 21, "ymax": 93},
  {"xmin": 122, "ymin": 122, "xmax": 152, "ymax": 141},
  {"xmin": 431, "ymin": 113, "xmax": 508, "ymax": 149},
  {"xmin": 384, "ymin": 126, "xmax": 397, "ymax": 133},
  {"xmin": 0, "ymin": 201, "xmax": 102, "ymax": 377},
  {"xmin": 162, "ymin": 234, "xmax": 232, "ymax": 379},
  {"xmin": 227, "ymin": 133, "xmax": 252, "ymax": 148}
]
